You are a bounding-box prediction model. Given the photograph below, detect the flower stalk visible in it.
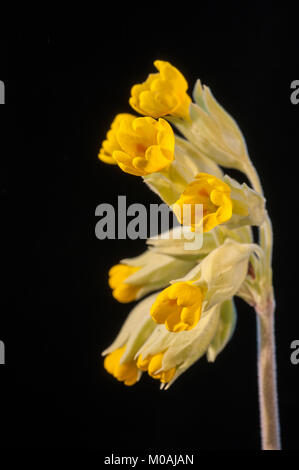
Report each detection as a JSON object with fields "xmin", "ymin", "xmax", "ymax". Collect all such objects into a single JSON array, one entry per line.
[
  {"xmin": 244, "ymin": 159, "xmax": 281, "ymax": 450},
  {"xmin": 256, "ymin": 294, "xmax": 281, "ymax": 450}
]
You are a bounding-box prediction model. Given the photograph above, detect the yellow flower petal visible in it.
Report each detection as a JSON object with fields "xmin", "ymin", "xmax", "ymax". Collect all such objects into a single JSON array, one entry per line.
[
  {"xmin": 98, "ymin": 113, "xmax": 136, "ymax": 164},
  {"xmin": 108, "ymin": 264, "xmax": 141, "ymax": 303},
  {"xmin": 137, "ymin": 352, "xmax": 176, "ymax": 384},
  {"xmin": 104, "ymin": 346, "xmax": 139, "ymax": 386}
]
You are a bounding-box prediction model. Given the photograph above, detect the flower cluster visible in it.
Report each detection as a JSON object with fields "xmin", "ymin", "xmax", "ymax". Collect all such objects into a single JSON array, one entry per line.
[{"xmin": 99, "ymin": 60, "xmax": 269, "ymax": 389}]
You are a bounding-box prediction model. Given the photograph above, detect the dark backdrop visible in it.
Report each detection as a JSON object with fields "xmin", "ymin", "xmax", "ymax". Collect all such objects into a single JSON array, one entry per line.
[{"xmin": 0, "ymin": 3, "xmax": 298, "ymax": 450}]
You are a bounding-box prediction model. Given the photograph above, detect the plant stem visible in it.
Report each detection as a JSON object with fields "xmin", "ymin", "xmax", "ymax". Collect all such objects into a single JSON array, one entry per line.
[
  {"xmin": 256, "ymin": 297, "xmax": 281, "ymax": 450},
  {"xmin": 244, "ymin": 160, "xmax": 281, "ymax": 450}
]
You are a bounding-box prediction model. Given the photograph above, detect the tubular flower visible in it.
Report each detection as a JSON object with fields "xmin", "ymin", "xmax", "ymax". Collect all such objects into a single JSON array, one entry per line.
[
  {"xmin": 173, "ymin": 173, "xmax": 233, "ymax": 232},
  {"xmin": 150, "ymin": 282, "xmax": 204, "ymax": 332},
  {"xmin": 129, "ymin": 60, "xmax": 191, "ymax": 120},
  {"xmin": 108, "ymin": 264, "xmax": 141, "ymax": 303},
  {"xmin": 137, "ymin": 352, "xmax": 176, "ymax": 384},
  {"xmin": 113, "ymin": 116, "xmax": 175, "ymax": 176},
  {"xmin": 109, "ymin": 252, "xmax": 196, "ymax": 304},
  {"xmin": 137, "ymin": 303, "xmax": 222, "ymax": 389},
  {"xmin": 98, "ymin": 113, "xmax": 135, "ymax": 164},
  {"xmin": 104, "ymin": 346, "xmax": 139, "ymax": 386}
]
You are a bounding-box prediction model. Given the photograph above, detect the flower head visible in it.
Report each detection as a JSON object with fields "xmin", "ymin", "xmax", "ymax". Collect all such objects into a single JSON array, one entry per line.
[
  {"xmin": 129, "ymin": 60, "xmax": 191, "ymax": 120},
  {"xmin": 99, "ymin": 60, "xmax": 275, "ymax": 435},
  {"xmin": 113, "ymin": 115, "xmax": 175, "ymax": 176},
  {"xmin": 150, "ymin": 281, "xmax": 204, "ymax": 332},
  {"xmin": 104, "ymin": 346, "xmax": 139, "ymax": 386},
  {"xmin": 173, "ymin": 173, "xmax": 233, "ymax": 232}
]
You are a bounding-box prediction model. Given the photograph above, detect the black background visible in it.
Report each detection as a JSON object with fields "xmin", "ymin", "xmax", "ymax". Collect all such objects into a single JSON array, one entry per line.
[{"xmin": 0, "ymin": 3, "xmax": 298, "ymax": 451}]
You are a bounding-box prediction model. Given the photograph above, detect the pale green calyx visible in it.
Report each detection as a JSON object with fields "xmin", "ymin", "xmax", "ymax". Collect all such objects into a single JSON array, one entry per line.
[{"xmin": 170, "ymin": 79, "xmax": 252, "ymax": 172}]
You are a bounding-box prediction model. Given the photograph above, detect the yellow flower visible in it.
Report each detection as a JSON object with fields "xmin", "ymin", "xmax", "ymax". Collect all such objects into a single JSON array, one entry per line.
[
  {"xmin": 108, "ymin": 264, "xmax": 141, "ymax": 303},
  {"xmin": 150, "ymin": 282, "xmax": 204, "ymax": 332},
  {"xmin": 104, "ymin": 346, "xmax": 139, "ymax": 386},
  {"xmin": 129, "ymin": 60, "xmax": 191, "ymax": 120},
  {"xmin": 98, "ymin": 113, "xmax": 135, "ymax": 164},
  {"xmin": 173, "ymin": 173, "xmax": 233, "ymax": 232},
  {"xmin": 113, "ymin": 115, "xmax": 175, "ymax": 176},
  {"xmin": 137, "ymin": 352, "xmax": 176, "ymax": 384}
]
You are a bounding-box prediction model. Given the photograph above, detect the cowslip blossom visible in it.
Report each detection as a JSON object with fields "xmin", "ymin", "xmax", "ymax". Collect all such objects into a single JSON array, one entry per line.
[
  {"xmin": 136, "ymin": 302, "xmax": 221, "ymax": 389},
  {"xmin": 99, "ymin": 59, "xmax": 268, "ymax": 387},
  {"xmin": 129, "ymin": 60, "xmax": 191, "ymax": 120},
  {"xmin": 150, "ymin": 282, "xmax": 204, "ymax": 332},
  {"xmin": 103, "ymin": 291, "xmax": 230, "ymax": 388},
  {"xmin": 99, "ymin": 113, "xmax": 175, "ymax": 176},
  {"xmin": 173, "ymin": 173, "xmax": 233, "ymax": 232},
  {"xmin": 98, "ymin": 59, "xmax": 280, "ymax": 452},
  {"xmin": 172, "ymin": 172, "xmax": 265, "ymax": 232}
]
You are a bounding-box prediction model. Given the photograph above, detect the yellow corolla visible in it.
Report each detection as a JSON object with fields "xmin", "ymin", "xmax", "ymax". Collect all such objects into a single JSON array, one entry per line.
[
  {"xmin": 173, "ymin": 173, "xmax": 233, "ymax": 232},
  {"xmin": 108, "ymin": 264, "xmax": 141, "ymax": 303},
  {"xmin": 137, "ymin": 352, "xmax": 176, "ymax": 384},
  {"xmin": 99, "ymin": 113, "xmax": 175, "ymax": 176},
  {"xmin": 150, "ymin": 282, "xmax": 204, "ymax": 332},
  {"xmin": 104, "ymin": 346, "xmax": 139, "ymax": 386},
  {"xmin": 129, "ymin": 60, "xmax": 191, "ymax": 120},
  {"xmin": 114, "ymin": 115, "xmax": 175, "ymax": 176},
  {"xmin": 98, "ymin": 113, "xmax": 135, "ymax": 164}
]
